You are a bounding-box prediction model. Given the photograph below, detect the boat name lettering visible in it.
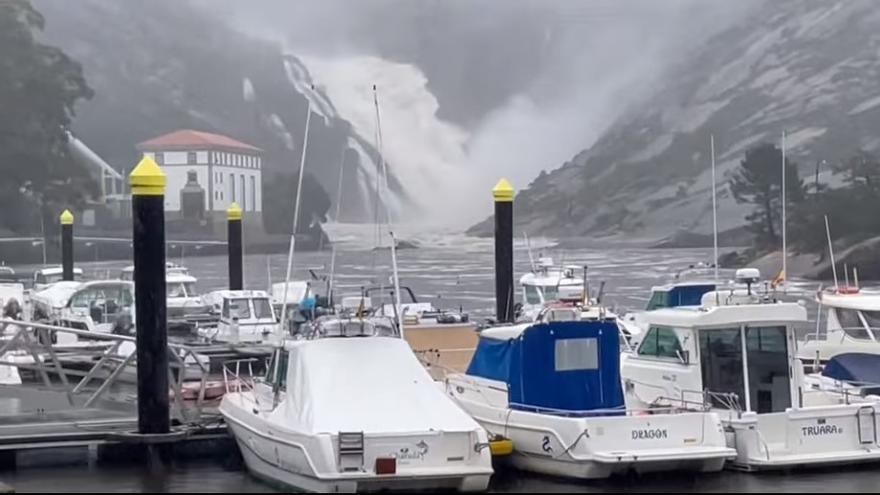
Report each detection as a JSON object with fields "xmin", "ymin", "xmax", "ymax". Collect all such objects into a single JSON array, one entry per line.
[
  {"xmin": 632, "ymin": 429, "xmax": 668, "ymax": 440},
  {"xmin": 801, "ymin": 424, "xmax": 841, "ymax": 436},
  {"xmin": 392, "ymin": 441, "xmax": 430, "ymax": 461}
]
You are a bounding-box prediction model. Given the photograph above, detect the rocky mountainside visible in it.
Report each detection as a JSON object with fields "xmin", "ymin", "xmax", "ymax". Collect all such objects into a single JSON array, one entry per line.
[
  {"xmin": 32, "ymin": 0, "xmax": 410, "ymax": 227},
  {"xmin": 470, "ymin": 0, "xmax": 880, "ymax": 242}
]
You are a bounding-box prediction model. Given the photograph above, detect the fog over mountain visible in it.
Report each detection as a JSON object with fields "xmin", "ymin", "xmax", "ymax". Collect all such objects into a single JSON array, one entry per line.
[
  {"xmin": 35, "ymin": 0, "xmax": 768, "ymax": 230},
  {"xmin": 196, "ymin": 0, "xmax": 762, "ymax": 226}
]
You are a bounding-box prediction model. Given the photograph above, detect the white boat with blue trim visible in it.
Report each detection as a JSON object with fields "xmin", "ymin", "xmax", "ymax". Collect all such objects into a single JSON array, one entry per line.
[{"xmin": 446, "ymin": 316, "xmax": 734, "ymax": 479}]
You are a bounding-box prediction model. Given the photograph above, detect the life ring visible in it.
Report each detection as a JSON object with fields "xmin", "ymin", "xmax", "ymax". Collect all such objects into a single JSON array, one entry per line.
[{"xmin": 838, "ymin": 286, "xmax": 860, "ymax": 295}]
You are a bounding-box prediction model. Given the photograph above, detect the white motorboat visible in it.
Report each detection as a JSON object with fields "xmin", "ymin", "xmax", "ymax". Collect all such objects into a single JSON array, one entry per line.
[
  {"xmin": 219, "ymin": 315, "xmax": 493, "ymax": 492},
  {"xmin": 198, "ymin": 290, "xmax": 279, "ymax": 344},
  {"xmin": 446, "ymin": 316, "xmax": 734, "ymax": 479},
  {"xmin": 621, "ymin": 270, "xmax": 880, "ymax": 471},
  {"xmin": 799, "ymin": 286, "xmax": 880, "ymax": 366},
  {"xmin": 30, "ymin": 280, "xmax": 82, "ymax": 322},
  {"xmin": 58, "ymin": 280, "xmax": 134, "ymax": 335},
  {"xmin": 516, "ymin": 257, "xmax": 584, "ymax": 322},
  {"xmin": 32, "ymin": 266, "xmax": 84, "ymax": 292}
]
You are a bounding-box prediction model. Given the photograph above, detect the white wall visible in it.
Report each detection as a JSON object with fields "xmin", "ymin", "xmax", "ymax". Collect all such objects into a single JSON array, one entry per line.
[
  {"xmin": 210, "ymin": 165, "xmax": 261, "ymax": 212},
  {"xmin": 140, "ymin": 149, "xmax": 262, "ymax": 213}
]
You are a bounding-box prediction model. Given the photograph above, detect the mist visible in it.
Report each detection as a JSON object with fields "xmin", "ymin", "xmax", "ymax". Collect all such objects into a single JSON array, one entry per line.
[{"xmin": 200, "ymin": 0, "xmax": 762, "ymax": 227}]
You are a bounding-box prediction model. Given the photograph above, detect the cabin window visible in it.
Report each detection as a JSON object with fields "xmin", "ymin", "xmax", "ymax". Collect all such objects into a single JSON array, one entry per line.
[
  {"xmin": 524, "ymin": 285, "xmax": 542, "ymax": 305},
  {"xmin": 554, "ymin": 338, "xmax": 599, "ymax": 371},
  {"xmin": 637, "ymin": 326, "xmax": 682, "ymax": 359},
  {"xmin": 187, "ymin": 151, "xmax": 197, "ymax": 164},
  {"xmin": 223, "ymin": 298, "xmax": 251, "ymax": 319},
  {"xmin": 167, "ymin": 282, "xmax": 197, "ymax": 298},
  {"xmin": 253, "ymin": 298, "xmax": 274, "ymax": 319},
  {"xmin": 862, "ymin": 311, "xmax": 880, "ymax": 332},
  {"xmin": 646, "ymin": 291, "xmax": 669, "ymax": 311},
  {"xmin": 540, "ymin": 286, "xmax": 559, "ymax": 302},
  {"xmin": 835, "ymin": 308, "xmax": 875, "ymax": 340}
]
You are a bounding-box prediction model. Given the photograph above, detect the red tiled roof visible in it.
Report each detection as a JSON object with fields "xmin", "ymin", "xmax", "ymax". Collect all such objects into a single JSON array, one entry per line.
[{"xmin": 137, "ymin": 129, "xmax": 261, "ymax": 152}]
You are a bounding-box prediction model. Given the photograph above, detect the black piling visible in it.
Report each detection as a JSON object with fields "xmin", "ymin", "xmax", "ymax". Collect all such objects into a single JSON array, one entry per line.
[
  {"xmin": 227, "ymin": 202, "xmax": 243, "ymax": 290},
  {"xmin": 60, "ymin": 209, "xmax": 74, "ymax": 280},
  {"xmin": 493, "ymin": 178, "xmax": 515, "ymax": 323},
  {"xmin": 129, "ymin": 156, "xmax": 170, "ymax": 438}
]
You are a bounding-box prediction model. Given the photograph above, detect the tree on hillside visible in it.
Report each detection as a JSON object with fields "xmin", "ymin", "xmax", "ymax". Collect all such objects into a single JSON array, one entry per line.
[
  {"xmin": 0, "ymin": 0, "xmax": 96, "ymax": 237},
  {"xmin": 730, "ymin": 143, "xmax": 805, "ymax": 249}
]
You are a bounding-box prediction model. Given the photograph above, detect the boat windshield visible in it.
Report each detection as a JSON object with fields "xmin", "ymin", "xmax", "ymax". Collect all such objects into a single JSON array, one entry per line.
[
  {"xmin": 253, "ymin": 298, "xmax": 274, "ymax": 319},
  {"xmin": 835, "ymin": 308, "xmax": 879, "ymax": 341},
  {"xmin": 223, "ymin": 298, "xmax": 251, "ymax": 320},
  {"xmin": 167, "ymin": 282, "xmax": 197, "ymax": 298}
]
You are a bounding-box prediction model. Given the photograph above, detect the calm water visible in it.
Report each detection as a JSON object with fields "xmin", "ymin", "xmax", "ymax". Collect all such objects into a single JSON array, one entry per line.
[{"xmin": 5, "ymin": 225, "xmax": 870, "ymax": 493}]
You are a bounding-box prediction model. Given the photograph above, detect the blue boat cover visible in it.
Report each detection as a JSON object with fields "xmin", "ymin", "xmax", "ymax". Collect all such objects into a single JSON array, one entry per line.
[
  {"xmin": 822, "ymin": 353, "xmax": 880, "ymax": 385},
  {"xmin": 467, "ymin": 321, "xmax": 624, "ymax": 413},
  {"xmin": 667, "ymin": 284, "xmax": 716, "ymax": 307}
]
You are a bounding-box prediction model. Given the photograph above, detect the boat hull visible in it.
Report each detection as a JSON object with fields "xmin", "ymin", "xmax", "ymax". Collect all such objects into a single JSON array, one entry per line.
[
  {"xmin": 221, "ymin": 392, "xmax": 492, "ymax": 493},
  {"xmin": 448, "ymin": 375, "xmax": 734, "ymax": 479},
  {"xmin": 722, "ymin": 403, "xmax": 880, "ymax": 470}
]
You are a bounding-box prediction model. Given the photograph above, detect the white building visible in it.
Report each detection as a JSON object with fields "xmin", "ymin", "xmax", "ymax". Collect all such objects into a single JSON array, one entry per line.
[{"xmin": 137, "ymin": 129, "xmax": 263, "ymax": 216}]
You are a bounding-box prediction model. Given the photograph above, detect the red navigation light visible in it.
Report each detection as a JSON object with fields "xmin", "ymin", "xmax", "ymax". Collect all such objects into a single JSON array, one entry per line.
[{"xmin": 375, "ymin": 457, "xmax": 397, "ymax": 475}]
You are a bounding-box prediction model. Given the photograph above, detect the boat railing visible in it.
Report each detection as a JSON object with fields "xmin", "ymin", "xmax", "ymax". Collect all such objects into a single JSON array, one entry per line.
[
  {"xmin": 507, "ymin": 402, "xmax": 711, "ymax": 417},
  {"xmin": 222, "ymin": 358, "xmax": 257, "ymax": 394},
  {"xmin": 0, "ymin": 317, "xmax": 213, "ymax": 423},
  {"xmin": 804, "ymin": 378, "xmax": 880, "ymax": 405}
]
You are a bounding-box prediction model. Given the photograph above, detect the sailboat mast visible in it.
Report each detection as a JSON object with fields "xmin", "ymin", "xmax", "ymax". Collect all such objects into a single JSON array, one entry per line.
[
  {"xmin": 781, "ymin": 130, "xmax": 787, "ymax": 292},
  {"xmin": 824, "ymin": 215, "xmax": 839, "ymax": 290},
  {"xmin": 711, "ymin": 135, "xmax": 719, "ymax": 286},
  {"xmin": 279, "ymin": 91, "xmax": 313, "ymax": 336},
  {"xmin": 327, "ymin": 149, "xmax": 347, "ymax": 306},
  {"xmin": 373, "ymin": 86, "xmax": 404, "ymax": 336}
]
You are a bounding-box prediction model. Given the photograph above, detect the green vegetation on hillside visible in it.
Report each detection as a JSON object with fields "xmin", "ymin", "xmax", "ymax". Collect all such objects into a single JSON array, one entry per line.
[{"xmin": 0, "ymin": 0, "xmax": 96, "ymax": 235}]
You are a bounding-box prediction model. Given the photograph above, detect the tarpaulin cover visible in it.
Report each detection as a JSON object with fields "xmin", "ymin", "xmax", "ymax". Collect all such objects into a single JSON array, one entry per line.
[
  {"xmin": 822, "ymin": 353, "xmax": 880, "ymax": 385},
  {"xmin": 468, "ymin": 320, "xmax": 624, "ymax": 413}
]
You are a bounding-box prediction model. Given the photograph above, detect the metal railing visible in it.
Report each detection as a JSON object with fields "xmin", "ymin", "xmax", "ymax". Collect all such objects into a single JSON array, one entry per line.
[
  {"xmin": 222, "ymin": 359, "xmax": 257, "ymax": 394},
  {"xmin": 0, "ymin": 318, "xmax": 214, "ymax": 423}
]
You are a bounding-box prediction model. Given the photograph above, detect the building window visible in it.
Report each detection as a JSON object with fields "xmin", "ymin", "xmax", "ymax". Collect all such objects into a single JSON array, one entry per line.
[
  {"xmin": 230, "ymin": 173, "xmax": 235, "ymax": 202},
  {"xmin": 154, "ymin": 152, "xmax": 164, "ymax": 165},
  {"xmin": 250, "ymin": 176, "xmax": 256, "ymax": 211},
  {"xmin": 240, "ymin": 174, "xmax": 246, "ymax": 210},
  {"xmin": 187, "ymin": 151, "xmax": 197, "ymax": 164}
]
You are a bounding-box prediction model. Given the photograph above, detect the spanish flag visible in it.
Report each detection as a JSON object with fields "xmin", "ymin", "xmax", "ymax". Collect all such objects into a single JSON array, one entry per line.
[{"xmin": 771, "ymin": 269, "xmax": 785, "ymax": 289}]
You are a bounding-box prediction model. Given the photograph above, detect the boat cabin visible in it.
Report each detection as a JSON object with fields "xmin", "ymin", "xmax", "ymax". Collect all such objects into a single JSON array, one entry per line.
[
  {"xmin": 467, "ymin": 320, "xmax": 624, "ymax": 414},
  {"xmin": 33, "ymin": 266, "xmax": 83, "ymax": 291},
  {"xmin": 622, "ymin": 295, "xmax": 807, "ymax": 414},
  {"xmin": 200, "ymin": 290, "xmax": 277, "ymax": 343},
  {"xmin": 519, "ymin": 257, "xmax": 583, "ymax": 308},
  {"xmin": 799, "ymin": 287, "xmax": 880, "ymax": 363},
  {"xmin": 61, "ymin": 280, "xmax": 134, "ymax": 333},
  {"xmin": 643, "ymin": 282, "xmax": 717, "ymax": 311}
]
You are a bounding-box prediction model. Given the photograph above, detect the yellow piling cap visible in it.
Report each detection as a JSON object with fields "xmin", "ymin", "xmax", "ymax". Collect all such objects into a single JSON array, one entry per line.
[
  {"xmin": 227, "ymin": 202, "xmax": 243, "ymax": 221},
  {"xmin": 492, "ymin": 178, "xmax": 515, "ymax": 202},
  {"xmin": 59, "ymin": 209, "xmax": 74, "ymax": 225},
  {"xmin": 129, "ymin": 156, "xmax": 166, "ymax": 196}
]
